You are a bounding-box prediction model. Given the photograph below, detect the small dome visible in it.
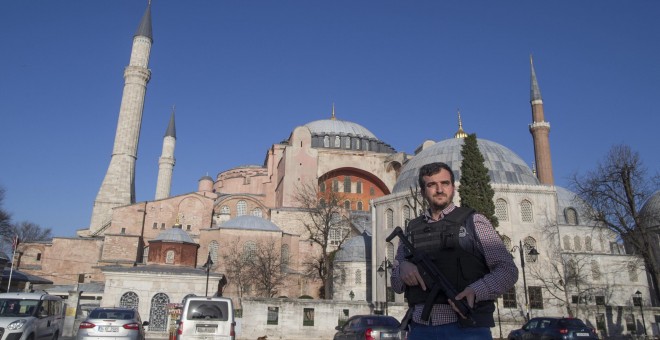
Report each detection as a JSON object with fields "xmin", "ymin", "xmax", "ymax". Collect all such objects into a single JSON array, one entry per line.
[
  {"xmin": 199, "ymin": 175, "xmax": 214, "ymax": 182},
  {"xmin": 393, "ymin": 138, "xmax": 539, "ymax": 193},
  {"xmin": 305, "ymin": 119, "xmax": 378, "ymax": 140},
  {"xmin": 153, "ymin": 227, "xmax": 195, "ymax": 244},
  {"xmin": 220, "ymin": 215, "xmax": 281, "ymax": 232},
  {"xmin": 335, "ymin": 233, "xmax": 372, "ymax": 263},
  {"xmin": 641, "ymin": 191, "xmax": 660, "ymax": 228}
]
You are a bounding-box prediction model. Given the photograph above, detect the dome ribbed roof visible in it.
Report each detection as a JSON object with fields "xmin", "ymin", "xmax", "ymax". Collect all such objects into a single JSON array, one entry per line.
[
  {"xmin": 153, "ymin": 227, "xmax": 195, "ymax": 244},
  {"xmin": 305, "ymin": 119, "xmax": 378, "ymax": 140},
  {"xmin": 641, "ymin": 191, "xmax": 660, "ymax": 228},
  {"xmin": 220, "ymin": 215, "xmax": 281, "ymax": 232},
  {"xmin": 393, "ymin": 138, "xmax": 539, "ymax": 193},
  {"xmin": 335, "ymin": 233, "xmax": 372, "ymax": 263}
]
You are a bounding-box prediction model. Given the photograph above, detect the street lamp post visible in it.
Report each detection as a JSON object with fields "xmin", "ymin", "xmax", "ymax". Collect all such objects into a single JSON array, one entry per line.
[
  {"xmin": 202, "ymin": 253, "xmax": 214, "ymax": 296},
  {"xmin": 377, "ymin": 258, "xmax": 392, "ymax": 315},
  {"xmin": 510, "ymin": 240, "xmax": 539, "ymax": 322},
  {"xmin": 634, "ymin": 290, "xmax": 647, "ymax": 335}
]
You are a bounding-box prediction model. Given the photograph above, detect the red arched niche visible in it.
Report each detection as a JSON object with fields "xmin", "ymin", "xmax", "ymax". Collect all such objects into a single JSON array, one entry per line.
[{"xmin": 319, "ymin": 168, "xmax": 390, "ymax": 211}]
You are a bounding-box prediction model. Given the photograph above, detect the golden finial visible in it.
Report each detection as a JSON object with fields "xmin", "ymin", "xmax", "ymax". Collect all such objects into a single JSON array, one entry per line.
[
  {"xmin": 331, "ymin": 103, "xmax": 336, "ymax": 120},
  {"xmin": 454, "ymin": 109, "xmax": 468, "ymax": 139}
]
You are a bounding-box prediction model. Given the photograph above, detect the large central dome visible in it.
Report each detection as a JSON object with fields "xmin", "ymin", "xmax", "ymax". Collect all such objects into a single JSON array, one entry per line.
[
  {"xmin": 393, "ymin": 138, "xmax": 539, "ymax": 193},
  {"xmin": 305, "ymin": 119, "xmax": 378, "ymax": 141}
]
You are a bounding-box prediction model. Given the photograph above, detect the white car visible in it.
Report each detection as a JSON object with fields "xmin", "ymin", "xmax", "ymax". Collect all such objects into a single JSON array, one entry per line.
[{"xmin": 0, "ymin": 292, "xmax": 64, "ymax": 340}]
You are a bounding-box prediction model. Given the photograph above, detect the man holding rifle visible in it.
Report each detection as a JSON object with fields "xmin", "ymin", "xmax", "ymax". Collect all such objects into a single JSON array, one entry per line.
[{"xmin": 391, "ymin": 162, "xmax": 518, "ymax": 339}]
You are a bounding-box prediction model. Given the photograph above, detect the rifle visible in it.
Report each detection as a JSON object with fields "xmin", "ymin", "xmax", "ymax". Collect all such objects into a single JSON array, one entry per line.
[{"xmin": 386, "ymin": 226, "xmax": 476, "ymax": 326}]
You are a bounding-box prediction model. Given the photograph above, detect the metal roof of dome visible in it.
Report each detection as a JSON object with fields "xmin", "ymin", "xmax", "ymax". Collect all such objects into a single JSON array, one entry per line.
[
  {"xmin": 220, "ymin": 215, "xmax": 281, "ymax": 232},
  {"xmin": 393, "ymin": 138, "xmax": 539, "ymax": 193},
  {"xmin": 305, "ymin": 119, "xmax": 378, "ymax": 140},
  {"xmin": 153, "ymin": 227, "xmax": 195, "ymax": 244},
  {"xmin": 641, "ymin": 191, "xmax": 660, "ymax": 228},
  {"xmin": 334, "ymin": 233, "xmax": 372, "ymax": 263}
]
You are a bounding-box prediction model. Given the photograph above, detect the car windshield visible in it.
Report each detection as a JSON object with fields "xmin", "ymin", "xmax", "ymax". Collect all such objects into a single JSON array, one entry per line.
[
  {"xmin": 0, "ymin": 299, "xmax": 39, "ymax": 317},
  {"xmin": 361, "ymin": 317, "xmax": 399, "ymax": 327},
  {"xmin": 89, "ymin": 309, "xmax": 135, "ymax": 320},
  {"xmin": 558, "ymin": 319, "xmax": 587, "ymax": 328}
]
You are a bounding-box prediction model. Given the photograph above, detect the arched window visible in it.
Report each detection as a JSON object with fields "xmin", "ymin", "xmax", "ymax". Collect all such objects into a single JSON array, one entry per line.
[
  {"xmin": 341, "ymin": 269, "xmax": 346, "ymax": 284},
  {"xmin": 165, "ymin": 250, "xmax": 175, "ymax": 264},
  {"xmin": 495, "ymin": 199, "xmax": 509, "ymax": 222},
  {"xmin": 357, "ymin": 201, "xmax": 363, "ymax": 211},
  {"xmin": 251, "ymin": 208, "xmax": 262, "ymax": 217},
  {"xmin": 220, "ymin": 205, "xmax": 230, "ymax": 215},
  {"xmin": 120, "ymin": 291, "xmax": 139, "ymax": 310},
  {"xmin": 243, "ymin": 241, "xmax": 257, "ymax": 261},
  {"xmin": 319, "ymin": 182, "xmax": 326, "ymax": 192},
  {"xmin": 567, "ymin": 260, "xmax": 578, "ymax": 281},
  {"xmin": 591, "ymin": 260, "xmax": 601, "ymax": 280},
  {"xmin": 355, "ymin": 269, "xmax": 362, "ymax": 284},
  {"xmin": 237, "ymin": 200, "xmax": 247, "ymax": 216},
  {"xmin": 344, "ymin": 137, "xmax": 351, "ymax": 149},
  {"xmin": 563, "ymin": 235, "xmax": 572, "ymax": 250},
  {"xmin": 574, "ymin": 236, "xmax": 582, "ymax": 251},
  {"xmin": 209, "ymin": 241, "xmax": 219, "ymax": 264},
  {"xmin": 356, "ymin": 138, "xmax": 360, "ymax": 149},
  {"xmin": 387, "ymin": 243, "xmax": 395, "ymax": 261},
  {"xmin": 333, "ymin": 179, "xmax": 339, "ymax": 192},
  {"xmin": 520, "ymin": 200, "xmax": 533, "ymax": 222},
  {"xmin": 319, "ymin": 198, "xmax": 326, "ymax": 207},
  {"xmin": 403, "ymin": 206, "xmax": 411, "ymax": 227},
  {"xmin": 334, "ymin": 136, "xmax": 341, "ymax": 148},
  {"xmin": 523, "ymin": 237, "xmax": 537, "ymax": 263},
  {"xmin": 344, "ymin": 200, "xmax": 351, "ymax": 210},
  {"xmin": 565, "ymin": 207, "xmax": 579, "ymax": 225},
  {"xmin": 364, "ymin": 140, "xmax": 369, "ymax": 151},
  {"xmin": 501, "ymin": 235, "xmax": 512, "ymax": 252},
  {"xmin": 356, "ymin": 181, "xmax": 362, "ymax": 194},
  {"xmin": 344, "ymin": 177, "xmax": 351, "ymax": 193},
  {"xmin": 281, "ymin": 244, "xmax": 289, "ymax": 272},
  {"xmin": 148, "ymin": 293, "xmax": 170, "ymax": 332},
  {"xmin": 323, "ymin": 136, "xmax": 330, "ymax": 147},
  {"xmin": 386, "ymin": 209, "xmax": 394, "ymax": 229},
  {"xmin": 585, "ymin": 236, "xmax": 593, "ymax": 251},
  {"xmin": 628, "ymin": 263, "xmax": 638, "ymax": 282}
]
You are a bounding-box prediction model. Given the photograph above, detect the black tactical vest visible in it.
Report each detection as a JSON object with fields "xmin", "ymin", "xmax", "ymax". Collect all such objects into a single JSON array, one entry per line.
[{"xmin": 404, "ymin": 207, "xmax": 496, "ymax": 327}]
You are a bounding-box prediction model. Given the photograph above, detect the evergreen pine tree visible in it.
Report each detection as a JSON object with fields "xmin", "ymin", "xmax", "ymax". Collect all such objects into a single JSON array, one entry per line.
[{"xmin": 458, "ymin": 134, "xmax": 498, "ymax": 227}]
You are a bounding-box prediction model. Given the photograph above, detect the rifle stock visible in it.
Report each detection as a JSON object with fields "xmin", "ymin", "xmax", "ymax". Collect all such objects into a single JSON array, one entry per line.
[{"xmin": 387, "ymin": 226, "xmax": 476, "ymax": 326}]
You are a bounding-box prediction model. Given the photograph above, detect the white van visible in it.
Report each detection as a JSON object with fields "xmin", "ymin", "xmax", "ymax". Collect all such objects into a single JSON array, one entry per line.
[
  {"xmin": 0, "ymin": 292, "xmax": 64, "ymax": 340},
  {"xmin": 176, "ymin": 296, "xmax": 235, "ymax": 340}
]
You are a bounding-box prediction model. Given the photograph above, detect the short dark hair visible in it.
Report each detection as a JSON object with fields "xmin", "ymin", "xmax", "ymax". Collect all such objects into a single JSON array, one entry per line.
[{"xmin": 418, "ymin": 162, "xmax": 455, "ymax": 189}]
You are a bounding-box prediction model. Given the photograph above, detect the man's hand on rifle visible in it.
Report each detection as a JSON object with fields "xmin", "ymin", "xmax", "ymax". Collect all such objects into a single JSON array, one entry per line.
[
  {"xmin": 448, "ymin": 286, "xmax": 476, "ymax": 319},
  {"xmin": 399, "ymin": 261, "xmax": 427, "ymax": 291}
]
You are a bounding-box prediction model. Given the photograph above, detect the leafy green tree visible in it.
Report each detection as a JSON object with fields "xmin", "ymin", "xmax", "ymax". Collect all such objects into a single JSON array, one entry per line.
[{"xmin": 458, "ymin": 134, "xmax": 498, "ymax": 227}]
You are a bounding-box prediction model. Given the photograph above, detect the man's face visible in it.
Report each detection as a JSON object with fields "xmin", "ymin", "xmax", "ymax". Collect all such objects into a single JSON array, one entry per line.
[{"xmin": 421, "ymin": 168, "xmax": 455, "ymax": 211}]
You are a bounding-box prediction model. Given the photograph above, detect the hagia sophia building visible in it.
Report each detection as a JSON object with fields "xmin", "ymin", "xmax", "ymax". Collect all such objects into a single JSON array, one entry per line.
[{"xmin": 12, "ymin": 2, "xmax": 657, "ymax": 337}]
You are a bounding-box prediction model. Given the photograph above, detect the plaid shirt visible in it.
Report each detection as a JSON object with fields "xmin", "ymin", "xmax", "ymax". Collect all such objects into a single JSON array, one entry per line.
[{"xmin": 390, "ymin": 203, "xmax": 518, "ymax": 326}]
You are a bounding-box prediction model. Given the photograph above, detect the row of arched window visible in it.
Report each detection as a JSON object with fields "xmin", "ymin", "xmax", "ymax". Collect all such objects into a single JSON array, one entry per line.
[
  {"xmin": 494, "ymin": 198, "xmax": 534, "ymax": 223},
  {"xmin": 219, "ymin": 200, "xmax": 263, "ymax": 218},
  {"xmin": 319, "ymin": 198, "xmax": 368, "ymax": 211},
  {"xmin": 338, "ymin": 268, "xmax": 362, "ymax": 285},
  {"xmin": 320, "ymin": 176, "xmax": 377, "ymax": 196},
  {"xmin": 563, "ymin": 235, "xmax": 594, "ymax": 252}
]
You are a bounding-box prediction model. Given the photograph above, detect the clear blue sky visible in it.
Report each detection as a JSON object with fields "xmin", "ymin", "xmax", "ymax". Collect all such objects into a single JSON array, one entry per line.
[{"xmin": 1, "ymin": 1, "xmax": 658, "ymax": 237}]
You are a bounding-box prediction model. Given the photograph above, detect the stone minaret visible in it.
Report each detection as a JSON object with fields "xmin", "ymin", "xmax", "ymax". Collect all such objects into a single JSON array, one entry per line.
[
  {"xmin": 528, "ymin": 55, "xmax": 554, "ymax": 186},
  {"xmin": 155, "ymin": 108, "xmax": 177, "ymax": 200},
  {"xmin": 89, "ymin": 3, "xmax": 153, "ymax": 233}
]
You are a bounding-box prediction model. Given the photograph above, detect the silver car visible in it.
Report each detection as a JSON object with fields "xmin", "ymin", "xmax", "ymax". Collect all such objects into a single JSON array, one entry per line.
[{"xmin": 76, "ymin": 307, "xmax": 149, "ymax": 340}]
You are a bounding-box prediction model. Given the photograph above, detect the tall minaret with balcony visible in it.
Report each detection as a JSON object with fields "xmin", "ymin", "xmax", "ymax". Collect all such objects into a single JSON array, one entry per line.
[
  {"xmin": 529, "ymin": 55, "xmax": 554, "ymax": 185},
  {"xmin": 89, "ymin": 3, "xmax": 153, "ymax": 233},
  {"xmin": 155, "ymin": 108, "xmax": 177, "ymax": 200}
]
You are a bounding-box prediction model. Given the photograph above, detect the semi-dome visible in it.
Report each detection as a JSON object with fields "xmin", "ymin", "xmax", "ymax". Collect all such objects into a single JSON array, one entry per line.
[
  {"xmin": 641, "ymin": 191, "xmax": 660, "ymax": 228},
  {"xmin": 305, "ymin": 119, "xmax": 378, "ymax": 140},
  {"xmin": 335, "ymin": 233, "xmax": 372, "ymax": 263},
  {"xmin": 153, "ymin": 226, "xmax": 195, "ymax": 244},
  {"xmin": 220, "ymin": 215, "xmax": 281, "ymax": 232},
  {"xmin": 393, "ymin": 138, "xmax": 539, "ymax": 193}
]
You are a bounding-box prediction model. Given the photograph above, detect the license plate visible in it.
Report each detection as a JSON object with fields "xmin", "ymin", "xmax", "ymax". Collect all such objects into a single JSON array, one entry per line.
[
  {"xmin": 576, "ymin": 333, "xmax": 589, "ymax": 336},
  {"xmin": 197, "ymin": 327, "xmax": 216, "ymax": 333},
  {"xmin": 381, "ymin": 333, "xmax": 399, "ymax": 338},
  {"xmin": 99, "ymin": 326, "xmax": 119, "ymax": 332}
]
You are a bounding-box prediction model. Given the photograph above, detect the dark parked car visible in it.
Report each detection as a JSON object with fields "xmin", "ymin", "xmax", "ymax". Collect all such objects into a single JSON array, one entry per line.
[
  {"xmin": 334, "ymin": 315, "xmax": 403, "ymax": 340},
  {"xmin": 508, "ymin": 317, "xmax": 598, "ymax": 340}
]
